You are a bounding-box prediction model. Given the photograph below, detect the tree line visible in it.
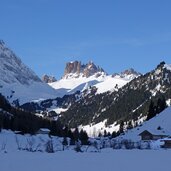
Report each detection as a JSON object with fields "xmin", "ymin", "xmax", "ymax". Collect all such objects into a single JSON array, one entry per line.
[{"xmin": 0, "ymin": 94, "xmax": 89, "ymax": 145}]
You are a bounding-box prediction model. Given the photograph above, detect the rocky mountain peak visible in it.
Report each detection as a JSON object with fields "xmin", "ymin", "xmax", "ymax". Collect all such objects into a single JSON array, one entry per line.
[
  {"xmin": 63, "ymin": 61, "xmax": 106, "ymax": 78},
  {"xmin": 112, "ymin": 68, "xmax": 141, "ymax": 79},
  {"xmin": 42, "ymin": 74, "xmax": 57, "ymax": 83},
  {"xmin": 0, "ymin": 40, "xmax": 41, "ymax": 85},
  {"xmin": 121, "ymin": 68, "xmax": 141, "ymax": 76},
  {"xmin": 64, "ymin": 61, "xmax": 81, "ymax": 76},
  {"xmin": 0, "ymin": 40, "xmax": 5, "ymax": 46}
]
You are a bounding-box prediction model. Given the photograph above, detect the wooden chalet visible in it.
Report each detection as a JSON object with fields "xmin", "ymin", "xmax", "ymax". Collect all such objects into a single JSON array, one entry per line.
[{"xmin": 139, "ymin": 130, "xmax": 168, "ymax": 141}]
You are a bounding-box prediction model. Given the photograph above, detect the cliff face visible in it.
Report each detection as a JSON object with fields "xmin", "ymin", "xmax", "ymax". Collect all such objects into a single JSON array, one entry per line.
[
  {"xmin": 64, "ymin": 61, "xmax": 81, "ymax": 76},
  {"xmin": 0, "ymin": 40, "xmax": 41, "ymax": 85},
  {"xmin": 63, "ymin": 61, "xmax": 106, "ymax": 78}
]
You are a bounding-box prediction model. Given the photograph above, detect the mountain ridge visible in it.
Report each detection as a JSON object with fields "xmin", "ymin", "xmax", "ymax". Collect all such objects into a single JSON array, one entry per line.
[
  {"xmin": 0, "ymin": 40, "xmax": 41, "ymax": 85},
  {"xmin": 48, "ymin": 60, "xmax": 140, "ymax": 97},
  {"xmin": 59, "ymin": 62, "xmax": 171, "ymax": 131},
  {"xmin": 0, "ymin": 40, "xmax": 58, "ymax": 105},
  {"xmin": 1, "ymin": 40, "xmax": 171, "ymax": 139}
]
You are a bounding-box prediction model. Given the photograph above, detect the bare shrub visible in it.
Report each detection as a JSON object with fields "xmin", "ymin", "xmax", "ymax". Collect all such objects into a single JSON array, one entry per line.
[{"xmin": 45, "ymin": 139, "xmax": 54, "ymax": 153}]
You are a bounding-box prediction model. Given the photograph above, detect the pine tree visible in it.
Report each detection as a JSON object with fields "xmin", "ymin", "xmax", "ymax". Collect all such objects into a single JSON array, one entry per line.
[
  {"xmin": 103, "ymin": 130, "xmax": 107, "ymax": 137},
  {"xmin": 127, "ymin": 120, "xmax": 133, "ymax": 130},
  {"xmin": 147, "ymin": 100, "xmax": 156, "ymax": 120},
  {"xmin": 79, "ymin": 129, "xmax": 89, "ymax": 145},
  {"xmin": 119, "ymin": 120, "xmax": 124, "ymax": 134},
  {"xmin": 73, "ymin": 128, "xmax": 79, "ymax": 142},
  {"xmin": 62, "ymin": 137, "xmax": 68, "ymax": 151},
  {"xmin": 111, "ymin": 131, "xmax": 117, "ymax": 138},
  {"xmin": 0, "ymin": 114, "xmax": 3, "ymax": 132},
  {"xmin": 98, "ymin": 132, "xmax": 102, "ymax": 137},
  {"xmin": 156, "ymin": 97, "xmax": 166, "ymax": 114},
  {"xmin": 62, "ymin": 125, "xmax": 69, "ymax": 137},
  {"xmin": 68, "ymin": 130, "xmax": 75, "ymax": 145},
  {"xmin": 107, "ymin": 132, "xmax": 111, "ymax": 137}
]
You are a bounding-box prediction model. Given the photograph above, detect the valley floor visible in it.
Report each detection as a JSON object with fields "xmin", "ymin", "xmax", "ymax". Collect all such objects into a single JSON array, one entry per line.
[{"xmin": 0, "ymin": 149, "xmax": 171, "ymax": 171}]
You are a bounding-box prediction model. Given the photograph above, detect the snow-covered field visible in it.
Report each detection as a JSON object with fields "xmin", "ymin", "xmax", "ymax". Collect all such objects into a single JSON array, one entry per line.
[
  {"xmin": 0, "ymin": 129, "xmax": 171, "ymax": 171},
  {"xmin": 1, "ymin": 106, "xmax": 171, "ymax": 171},
  {"xmin": 0, "ymin": 149, "xmax": 171, "ymax": 171}
]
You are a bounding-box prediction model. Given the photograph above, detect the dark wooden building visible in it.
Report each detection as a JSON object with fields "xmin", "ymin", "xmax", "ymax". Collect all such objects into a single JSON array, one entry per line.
[
  {"xmin": 139, "ymin": 130, "xmax": 168, "ymax": 141},
  {"xmin": 161, "ymin": 139, "xmax": 171, "ymax": 148}
]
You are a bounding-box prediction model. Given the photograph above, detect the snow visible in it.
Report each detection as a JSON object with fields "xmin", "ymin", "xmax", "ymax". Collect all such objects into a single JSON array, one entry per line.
[
  {"xmin": 150, "ymin": 84, "xmax": 165, "ymax": 97},
  {"xmin": 52, "ymin": 107, "xmax": 68, "ymax": 114},
  {"xmin": 0, "ymin": 42, "xmax": 59, "ymax": 105},
  {"xmin": 79, "ymin": 120, "xmax": 120, "ymax": 137},
  {"xmin": 0, "ymin": 130, "xmax": 65, "ymax": 154},
  {"xmin": 0, "ymin": 81, "xmax": 59, "ymax": 105},
  {"xmin": 49, "ymin": 73, "xmax": 104, "ymax": 95},
  {"xmin": 46, "ymin": 100, "xmax": 69, "ymax": 114},
  {"xmin": 39, "ymin": 128, "xmax": 50, "ymax": 132},
  {"xmin": 95, "ymin": 75, "xmax": 129, "ymax": 94},
  {"xmin": 120, "ymin": 107, "xmax": 171, "ymax": 141},
  {"xmin": 0, "ymin": 149, "xmax": 171, "ymax": 171},
  {"xmin": 166, "ymin": 99, "xmax": 171, "ymax": 106},
  {"xmin": 164, "ymin": 64, "xmax": 171, "ymax": 71},
  {"xmin": 49, "ymin": 74, "xmax": 136, "ymax": 97},
  {"xmin": 0, "ymin": 130, "xmax": 171, "ymax": 171},
  {"xmin": 1, "ymin": 125, "xmax": 171, "ymax": 171}
]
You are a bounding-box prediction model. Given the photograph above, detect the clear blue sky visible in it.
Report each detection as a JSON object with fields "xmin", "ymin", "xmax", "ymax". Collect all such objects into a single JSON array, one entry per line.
[{"xmin": 0, "ymin": 0, "xmax": 171, "ymax": 79}]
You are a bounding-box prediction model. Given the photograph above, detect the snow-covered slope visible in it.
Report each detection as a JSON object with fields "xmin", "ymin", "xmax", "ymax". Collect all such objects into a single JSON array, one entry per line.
[
  {"xmin": 120, "ymin": 106, "xmax": 171, "ymax": 141},
  {"xmin": 0, "ymin": 40, "xmax": 58, "ymax": 105},
  {"xmin": 95, "ymin": 75, "xmax": 134, "ymax": 94},
  {"xmin": 80, "ymin": 106, "xmax": 171, "ymax": 138}
]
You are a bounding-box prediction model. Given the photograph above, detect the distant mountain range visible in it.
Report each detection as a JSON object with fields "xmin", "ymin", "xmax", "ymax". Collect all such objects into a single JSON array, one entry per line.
[
  {"xmin": 59, "ymin": 62, "xmax": 171, "ymax": 135},
  {"xmin": 1, "ymin": 40, "xmax": 171, "ymax": 136},
  {"xmin": 46, "ymin": 61, "xmax": 140, "ymax": 97}
]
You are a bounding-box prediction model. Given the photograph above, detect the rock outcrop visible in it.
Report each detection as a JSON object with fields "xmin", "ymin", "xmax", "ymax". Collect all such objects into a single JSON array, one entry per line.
[
  {"xmin": 63, "ymin": 61, "xmax": 106, "ymax": 78},
  {"xmin": 121, "ymin": 68, "xmax": 140, "ymax": 77},
  {"xmin": 42, "ymin": 75, "xmax": 57, "ymax": 83}
]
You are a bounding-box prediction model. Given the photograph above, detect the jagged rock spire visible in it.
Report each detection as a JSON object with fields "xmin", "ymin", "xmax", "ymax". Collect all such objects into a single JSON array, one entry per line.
[
  {"xmin": 42, "ymin": 74, "xmax": 57, "ymax": 83},
  {"xmin": 63, "ymin": 61, "xmax": 106, "ymax": 78}
]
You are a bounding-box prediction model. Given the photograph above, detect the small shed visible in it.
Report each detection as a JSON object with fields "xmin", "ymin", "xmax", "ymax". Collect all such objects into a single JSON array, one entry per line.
[
  {"xmin": 37, "ymin": 128, "xmax": 50, "ymax": 135},
  {"xmin": 139, "ymin": 130, "xmax": 168, "ymax": 141},
  {"xmin": 139, "ymin": 130, "xmax": 153, "ymax": 141}
]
